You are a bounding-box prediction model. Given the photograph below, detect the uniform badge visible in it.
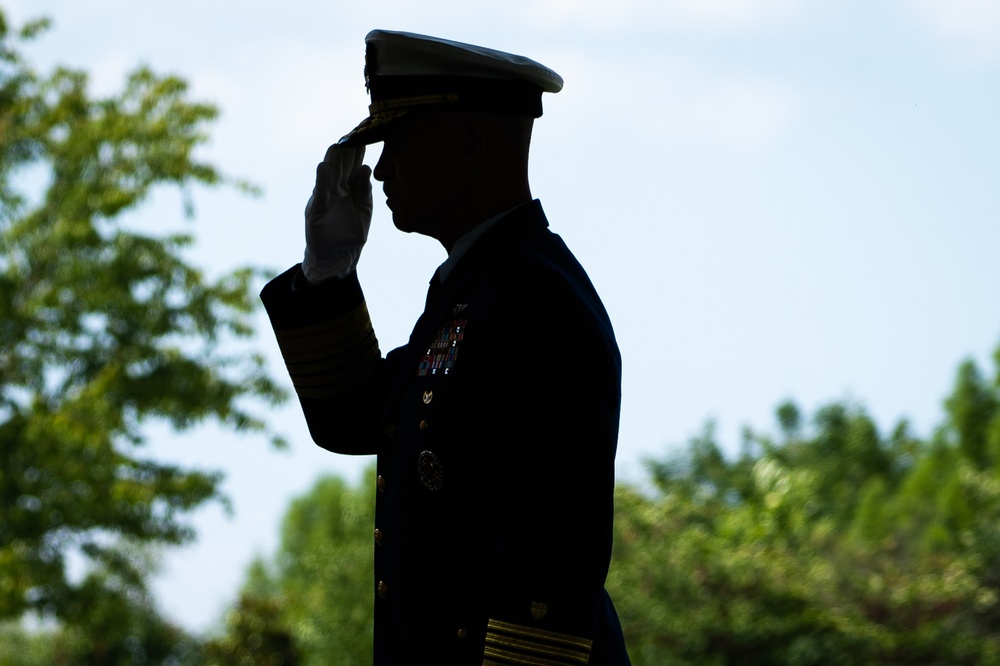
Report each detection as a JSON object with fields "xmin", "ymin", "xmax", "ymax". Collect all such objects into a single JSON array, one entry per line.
[
  {"xmin": 417, "ymin": 316, "xmax": 467, "ymax": 377},
  {"xmin": 417, "ymin": 450, "xmax": 445, "ymax": 491},
  {"xmin": 530, "ymin": 601, "xmax": 549, "ymax": 619}
]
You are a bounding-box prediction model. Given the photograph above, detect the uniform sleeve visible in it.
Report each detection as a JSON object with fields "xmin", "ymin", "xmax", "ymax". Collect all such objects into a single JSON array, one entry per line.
[
  {"xmin": 475, "ymin": 272, "xmax": 622, "ymax": 665},
  {"xmin": 260, "ymin": 265, "xmax": 389, "ymax": 455}
]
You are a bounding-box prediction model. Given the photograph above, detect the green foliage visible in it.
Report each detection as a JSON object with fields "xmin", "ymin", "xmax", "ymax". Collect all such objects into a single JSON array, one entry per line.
[
  {"xmin": 0, "ymin": 3, "xmax": 285, "ymax": 651},
  {"xmin": 203, "ymin": 592, "xmax": 300, "ymax": 666},
  {"xmin": 0, "ymin": 621, "xmax": 55, "ymax": 666},
  {"xmin": 945, "ymin": 359, "xmax": 1000, "ymax": 469},
  {"xmin": 0, "ymin": 552, "xmax": 204, "ymax": 665},
  {"xmin": 209, "ymin": 472, "xmax": 376, "ymax": 665},
  {"xmin": 281, "ymin": 476, "xmax": 375, "ymax": 664},
  {"xmin": 608, "ymin": 337, "xmax": 1000, "ymax": 664}
]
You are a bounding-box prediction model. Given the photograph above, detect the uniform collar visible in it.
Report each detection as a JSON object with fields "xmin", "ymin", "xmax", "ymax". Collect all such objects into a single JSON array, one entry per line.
[{"xmin": 436, "ymin": 200, "xmax": 536, "ymax": 284}]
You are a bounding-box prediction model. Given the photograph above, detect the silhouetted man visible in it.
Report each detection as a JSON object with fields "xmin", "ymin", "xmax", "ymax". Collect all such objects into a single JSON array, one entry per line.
[{"xmin": 262, "ymin": 30, "xmax": 631, "ymax": 665}]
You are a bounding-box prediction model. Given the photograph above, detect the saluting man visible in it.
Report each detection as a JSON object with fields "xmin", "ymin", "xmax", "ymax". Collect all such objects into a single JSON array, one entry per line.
[{"xmin": 261, "ymin": 30, "xmax": 631, "ymax": 665}]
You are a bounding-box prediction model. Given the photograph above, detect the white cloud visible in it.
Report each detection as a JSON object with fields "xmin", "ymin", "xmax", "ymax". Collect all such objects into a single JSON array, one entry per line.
[{"xmin": 900, "ymin": 0, "xmax": 1000, "ymax": 64}]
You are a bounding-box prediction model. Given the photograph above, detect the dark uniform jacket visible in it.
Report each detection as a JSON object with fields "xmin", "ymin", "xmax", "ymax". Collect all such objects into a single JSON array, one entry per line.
[{"xmin": 261, "ymin": 201, "xmax": 630, "ymax": 665}]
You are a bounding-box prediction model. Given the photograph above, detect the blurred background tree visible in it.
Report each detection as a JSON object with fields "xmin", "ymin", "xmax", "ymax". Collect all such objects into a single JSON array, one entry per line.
[
  {"xmin": 205, "ymin": 473, "xmax": 375, "ymax": 665},
  {"xmin": 608, "ymin": 337, "xmax": 1000, "ymax": 665},
  {"xmin": 202, "ymin": 590, "xmax": 301, "ymax": 666},
  {"xmin": 0, "ymin": 6, "xmax": 285, "ymax": 660}
]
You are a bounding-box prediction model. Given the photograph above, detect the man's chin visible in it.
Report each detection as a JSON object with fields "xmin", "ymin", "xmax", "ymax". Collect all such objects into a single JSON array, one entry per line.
[
  {"xmin": 390, "ymin": 211, "xmax": 426, "ymax": 236},
  {"xmin": 391, "ymin": 214, "xmax": 415, "ymax": 234}
]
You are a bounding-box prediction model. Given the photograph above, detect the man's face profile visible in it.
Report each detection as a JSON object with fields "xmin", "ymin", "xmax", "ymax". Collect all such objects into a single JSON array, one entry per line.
[{"xmin": 372, "ymin": 112, "xmax": 468, "ymax": 240}]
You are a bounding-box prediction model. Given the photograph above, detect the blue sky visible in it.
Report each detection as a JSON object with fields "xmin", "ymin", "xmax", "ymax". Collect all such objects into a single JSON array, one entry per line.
[{"xmin": 6, "ymin": 0, "xmax": 1000, "ymax": 635}]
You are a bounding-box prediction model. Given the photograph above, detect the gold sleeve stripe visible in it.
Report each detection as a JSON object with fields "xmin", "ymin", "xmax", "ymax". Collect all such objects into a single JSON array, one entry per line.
[
  {"xmin": 484, "ymin": 619, "xmax": 592, "ymax": 666},
  {"xmin": 283, "ymin": 330, "xmax": 375, "ymax": 372},
  {"xmin": 273, "ymin": 302, "xmax": 382, "ymax": 399},
  {"xmin": 286, "ymin": 335, "xmax": 380, "ymax": 399},
  {"xmin": 483, "ymin": 646, "xmax": 587, "ymax": 666},
  {"xmin": 274, "ymin": 301, "xmax": 375, "ymax": 359},
  {"xmin": 486, "ymin": 619, "xmax": 593, "ymax": 651},
  {"xmin": 484, "ymin": 639, "xmax": 590, "ymax": 664}
]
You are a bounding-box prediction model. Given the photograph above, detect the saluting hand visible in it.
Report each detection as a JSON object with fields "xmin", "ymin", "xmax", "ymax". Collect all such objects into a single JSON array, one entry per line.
[{"xmin": 302, "ymin": 143, "xmax": 373, "ymax": 283}]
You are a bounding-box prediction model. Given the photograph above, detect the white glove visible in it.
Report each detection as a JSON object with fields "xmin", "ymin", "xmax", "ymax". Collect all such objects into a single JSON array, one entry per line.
[{"xmin": 301, "ymin": 144, "xmax": 373, "ymax": 283}]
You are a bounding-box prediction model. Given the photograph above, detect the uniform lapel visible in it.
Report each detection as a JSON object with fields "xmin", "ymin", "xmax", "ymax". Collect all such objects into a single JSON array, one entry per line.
[
  {"xmin": 382, "ymin": 201, "xmax": 549, "ymax": 414},
  {"xmin": 383, "ymin": 279, "xmax": 459, "ymax": 415}
]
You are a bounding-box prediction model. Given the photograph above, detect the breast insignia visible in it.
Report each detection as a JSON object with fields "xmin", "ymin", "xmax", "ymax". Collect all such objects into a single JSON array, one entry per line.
[
  {"xmin": 417, "ymin": 319, "xmax": 467, "ymax": 377},
  {"xmin": 417, "ymin": 450, "xmax": 445, "ymax": 491}
]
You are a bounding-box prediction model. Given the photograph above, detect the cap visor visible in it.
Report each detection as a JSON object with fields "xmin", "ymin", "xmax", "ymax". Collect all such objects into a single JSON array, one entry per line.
[{"xmin": 338, "ymin": 108, "xmax": 410, "ymax": 146}]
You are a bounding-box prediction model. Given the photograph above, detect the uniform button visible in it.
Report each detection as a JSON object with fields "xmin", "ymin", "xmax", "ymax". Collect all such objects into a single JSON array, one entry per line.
[
  {"xmin": 422, "ymin": 390, "xmax": 433, "ymax": 404},
  {"xmin": 385, "ymin": 424, "xmax": 396, "ymax": 439},
  {"xmin": 419, "ymin": 419, "xmax": 430, "ymax": 430},
  {"xmin": 374, "ymin": 528, "xmax": 384, "ymax": 545},
  {"xmin": 377, "ymin": 475, "xmax": 386, "ymax": 493},
  {"xmin": 457, "ymin": 628, "xmax": 468, "ymax": 639},
  {"xmin": 377, "ymin": 581, "xmax": 389, "ymax": 598}
]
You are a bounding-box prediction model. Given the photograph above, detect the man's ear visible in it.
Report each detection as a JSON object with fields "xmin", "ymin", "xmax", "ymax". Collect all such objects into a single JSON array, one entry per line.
[{"xmin": 460, "ymin": 118, "xmax": 487, "ymax": 163}]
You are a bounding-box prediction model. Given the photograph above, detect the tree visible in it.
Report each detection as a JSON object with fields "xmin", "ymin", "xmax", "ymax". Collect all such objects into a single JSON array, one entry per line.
[
  {"xmin": 203, "ymin": 586, "xmax": 301, "ymax": 666},
  {"xmin": 0, "ymin": 547, "xmax": 205, "ymax": 665},
  {"xmin": 607, "ymin": 339, "xmax": 1000, "ymax": 664},
  {"xmin": 212, "ymin": 473, "xmax": 375, "ymax": 665},
  {"xmin": 0, "ymin": 5, "xmax": 285, "ymax": 639},
  {"xmin": 944, "ymin": 358, "xmax": 1000, "ymax": 470},
  {"xmin": 31, "ymin": 560, "xmax": 205, "ymax": 665}
]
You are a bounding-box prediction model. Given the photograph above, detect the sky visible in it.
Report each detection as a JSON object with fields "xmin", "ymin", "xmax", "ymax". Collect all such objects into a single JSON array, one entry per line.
[{"xmin": 5, "ymin": 0, "xmax": 1000, "ymax": 636}]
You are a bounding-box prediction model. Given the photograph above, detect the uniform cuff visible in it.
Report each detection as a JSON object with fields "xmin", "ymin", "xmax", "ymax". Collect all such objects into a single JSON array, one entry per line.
[
  {"xmin": 483, "ymin": 618, "xmax": 592, "ymax": 665},
  {"xmin": 261, "ymin": 266, "xmax": 380, "ymax": 399}
]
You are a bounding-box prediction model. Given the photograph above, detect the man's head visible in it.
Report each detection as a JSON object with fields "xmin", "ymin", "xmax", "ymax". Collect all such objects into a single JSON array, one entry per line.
[
  {"xmin": 340, "ymin": 31, "xmax": 562, "ymax": 249},
  {"xmin": 339, "ymin": 30, "xmax": 562, "ymax": 147},
  {"xmin": 372, "ymin": 108, "xmax": 534, "ymax": 248}
]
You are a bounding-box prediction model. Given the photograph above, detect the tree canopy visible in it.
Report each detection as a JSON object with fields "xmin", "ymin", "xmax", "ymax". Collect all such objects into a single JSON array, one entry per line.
[
  {"xmin": 203, "ymin": 475, "xmax": 374, "ymax": 665},
  {"xmin": 0, "ymin": 6, "xmax": 285, "ymax": 654}
]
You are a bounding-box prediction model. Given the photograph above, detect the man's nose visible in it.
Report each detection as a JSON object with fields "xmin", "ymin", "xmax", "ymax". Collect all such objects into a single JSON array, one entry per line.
[{"xmin": 372, "ymin": 152, "xmax": 388, "ymax": 182}]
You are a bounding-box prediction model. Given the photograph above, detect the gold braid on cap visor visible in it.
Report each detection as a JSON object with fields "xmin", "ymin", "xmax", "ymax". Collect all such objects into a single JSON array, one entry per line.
[{"xmin": 368, "ymin": 92, "xmax": 460, "ymax": 114}]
